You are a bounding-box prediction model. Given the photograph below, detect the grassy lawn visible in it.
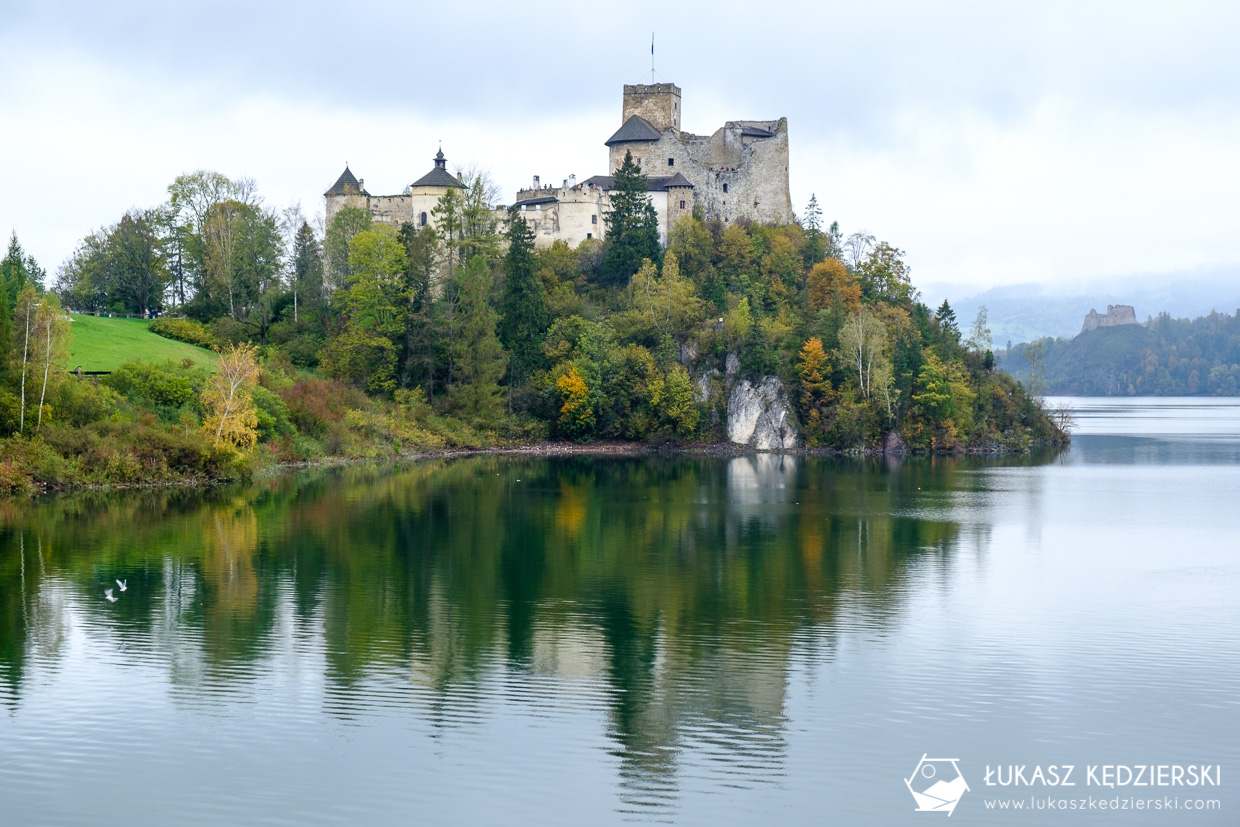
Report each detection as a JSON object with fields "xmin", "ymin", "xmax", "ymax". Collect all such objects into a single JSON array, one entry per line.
[{"xmin": 62, "ymin": 315, "xmax": 217, "ymax": 373}]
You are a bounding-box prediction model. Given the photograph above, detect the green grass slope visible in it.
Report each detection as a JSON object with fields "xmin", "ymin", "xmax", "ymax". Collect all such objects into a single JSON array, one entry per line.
[{"xmin": 62, "ymin": 315, "xmax": 217, "ymax": 373}]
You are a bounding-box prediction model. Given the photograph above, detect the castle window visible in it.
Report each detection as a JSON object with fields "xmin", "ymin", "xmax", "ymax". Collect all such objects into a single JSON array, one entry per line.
[
  {"xmin": 723, "ymin": 183, "xmax": 729, "ymax": 193},
  {"xmin": 587, "ymin": 232, "xmax": 593, "ymax": 239},
  {"xmin": 680, "ymin": 200, "xmax": 685, "ymax": 209},
  {"xmin": 636, "ymin": 158, "xmax": 642, "ymax": 166},
  {"xmin": 420, "ymin": 212, "xmax": 427, "ymax": 227},
  {"xmin": 591, "ymin": 215, "xmax": 597, "ymax": 225},
  {"xmin": 668, "ymin": 158, "xmax": 674, "ymax": 167}
]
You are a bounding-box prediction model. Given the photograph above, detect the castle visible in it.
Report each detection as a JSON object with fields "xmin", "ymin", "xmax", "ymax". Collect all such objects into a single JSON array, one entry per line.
[
  {"xmin": 1080, "ymin": 304, "xmax": 1139, "ymax": 335},
  {"xmin": 325, "ymin": 82, "xmax": 793, "ymax": 248}
]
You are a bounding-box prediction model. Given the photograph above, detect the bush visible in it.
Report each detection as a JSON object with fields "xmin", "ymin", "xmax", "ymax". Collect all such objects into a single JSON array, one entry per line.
[
  {"xmin": 252, "ymin": 385, "xmax": 295, "ymax": 442},
  {"xmin": 103, "ymin": 360, "xmax": 205, "ymax": 421},
  {"xmin": 54, "ymin": 378, "xmax": 125, "ymax": 427},
  {"xmin": 277, "ymin": 377, "xmax": 366, "ymax": 438},
  {"xmin": 149, "ymin": 317, "xmax": 217, "ymax": 349}
]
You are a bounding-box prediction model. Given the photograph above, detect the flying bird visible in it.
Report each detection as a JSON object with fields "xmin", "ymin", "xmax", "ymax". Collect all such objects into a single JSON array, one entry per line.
[
  {"xmin": 104, "ymin": 588, "xmax": 118, "ymax": 603},
  {"xmin": 116, "ymin": 579, "xmax": 127, "ymax": 592}
]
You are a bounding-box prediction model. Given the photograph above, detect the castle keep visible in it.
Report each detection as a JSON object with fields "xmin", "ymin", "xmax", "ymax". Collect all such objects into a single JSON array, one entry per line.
[{"xmin": 325, "ymin": 83, "xmax": 792, "ymax": 248}]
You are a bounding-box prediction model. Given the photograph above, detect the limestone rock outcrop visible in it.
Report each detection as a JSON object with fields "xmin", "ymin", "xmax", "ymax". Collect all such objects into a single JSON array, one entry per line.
[{"xmin": 726, "ymin": 377, "xmax": 798, "ymax": 450}]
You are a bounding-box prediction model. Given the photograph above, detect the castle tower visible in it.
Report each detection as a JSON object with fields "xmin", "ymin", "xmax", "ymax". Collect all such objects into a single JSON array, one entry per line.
[
  {"xmin": 622, "ymin": 83, "xmax": 681, "ymax": 133},
  {"xmin": 324, "ymin": 164, "xmax": 370, "ymax": 228},
  {"xmin": 409, "ymin": 148, "xmax": 466, "ymax": 229}
]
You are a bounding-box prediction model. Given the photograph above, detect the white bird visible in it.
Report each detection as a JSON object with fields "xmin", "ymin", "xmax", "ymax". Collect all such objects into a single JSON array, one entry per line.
[
  {"xmin": 116, "ymin": 579, "xmax": 127, "ymax": 592},
  {"xmin": 104, "ymin": 588, "xmax": 118, "ymax": 603}
]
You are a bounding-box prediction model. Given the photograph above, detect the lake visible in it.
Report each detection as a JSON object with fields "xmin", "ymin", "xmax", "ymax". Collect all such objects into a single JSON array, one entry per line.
[{"xmin": 1, "ymin": 398, "xmax": 1236, "ymax": 825}]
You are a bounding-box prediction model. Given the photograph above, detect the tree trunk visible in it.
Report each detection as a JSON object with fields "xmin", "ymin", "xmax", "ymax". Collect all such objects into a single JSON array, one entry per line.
[{"xmin": 37, "ymin": 320, "xmax": 52, "ymax": 432}]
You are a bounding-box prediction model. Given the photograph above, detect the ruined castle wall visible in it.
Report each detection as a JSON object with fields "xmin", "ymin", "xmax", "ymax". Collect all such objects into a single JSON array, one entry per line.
[
  {"xmin": 613, "ymin": 118, "xmax": 791, "ymax": 226},
  {"xmin": 1080, "ymin": 305, "xmax": 1139, "ymax": 334}
]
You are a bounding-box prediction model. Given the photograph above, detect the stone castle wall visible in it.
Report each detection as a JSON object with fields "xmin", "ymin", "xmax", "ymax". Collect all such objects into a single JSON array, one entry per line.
[
  {"xmin": 622, "ymin": 83, "xmax": 682, "ymax": 132},
  {"xmin": 1081, "ymin": 304, "xmax": 1139, "ymax": 334},
  {"xmin": 328, "ymin": 81, "xmax": 792, "ymax": 249},
  {"xmin": 610, "ymin": 116, "xmax": 792, "ymax": 225}
]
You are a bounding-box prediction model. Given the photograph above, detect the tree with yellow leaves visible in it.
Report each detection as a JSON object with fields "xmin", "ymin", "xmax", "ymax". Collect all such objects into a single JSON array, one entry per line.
[
  {"xmin": 555, "ymin": 366, "xmax": 594, "ymax": 438},
  {"xmin": 807, "ymin": 258, "xmax": 861, "ymax": 316},
  {"xmin": 796, "ymin": 337, "xmax": 832, "ymax": 442},
  {"xmin": 202, "ymin": 343, "xmax": 260, "ymax": 450}
]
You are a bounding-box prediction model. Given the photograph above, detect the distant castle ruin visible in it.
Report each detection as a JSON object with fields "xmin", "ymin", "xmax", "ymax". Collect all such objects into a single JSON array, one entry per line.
[
  {"xmin": 1080, "ymin": 304, "xmax": 1139, "ymax": 334},
  {"xmin": 325, "ymin": 82, "xmax": 793, "ymax": 249}
]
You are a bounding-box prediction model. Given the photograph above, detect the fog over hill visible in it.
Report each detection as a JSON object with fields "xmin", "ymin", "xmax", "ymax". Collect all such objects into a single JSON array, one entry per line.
[{"xmin": 921, "ymin": 266, "xmax": 1240, "ymax": 347}]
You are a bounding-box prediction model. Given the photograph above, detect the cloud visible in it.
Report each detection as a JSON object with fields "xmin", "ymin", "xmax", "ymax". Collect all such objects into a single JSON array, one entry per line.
[{"xmin": 2, "ymin": 0, "xmax": 1239, "ymax": 293}]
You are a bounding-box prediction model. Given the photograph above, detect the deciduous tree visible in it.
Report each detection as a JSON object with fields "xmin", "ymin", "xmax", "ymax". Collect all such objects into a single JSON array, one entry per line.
[{"xmin": 202, "ymin": 343, "xmax": 261, "ymax": 450}]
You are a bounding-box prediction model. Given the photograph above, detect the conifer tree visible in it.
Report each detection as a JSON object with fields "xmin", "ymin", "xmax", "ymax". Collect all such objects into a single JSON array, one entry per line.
[
  {"xmin": 602, "ymin": 150, "xmax": 661, "ymax": 286},
  {"xmin": 498, "ymin": 214, "xmax": 548, "ymax": 389},
  {"xmin": 0, "ymin": 286, "xmax": 12, "ymax": 385},
  {"xmin": 448, "ymin": 256, "xmax": 507, "ymax": 422},
  {"xmin": 291, "ymin": 222, "xmax": 323, "ymax": 322},
  {"xmin": 1, "ymin": 233, "xmax": 33, "ymax": 311}
]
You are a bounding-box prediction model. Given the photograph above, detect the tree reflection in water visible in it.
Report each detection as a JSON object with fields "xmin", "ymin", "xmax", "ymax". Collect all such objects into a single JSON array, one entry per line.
[{"xmin": 0, "ymin": 451, "xmax": 1055, "ymax": 806}]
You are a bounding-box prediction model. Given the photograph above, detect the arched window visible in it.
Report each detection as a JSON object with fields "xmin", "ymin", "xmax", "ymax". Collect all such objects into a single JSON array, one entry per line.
[{"xmin": 420, "ymin": 212, "xmax": 428, "ymax": 227}]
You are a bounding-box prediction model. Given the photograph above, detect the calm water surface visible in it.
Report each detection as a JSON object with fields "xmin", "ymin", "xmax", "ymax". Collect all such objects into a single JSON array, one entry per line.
[{"xmin": 1, "ymin": 398, "xmax": 1237, "ymax": 825}]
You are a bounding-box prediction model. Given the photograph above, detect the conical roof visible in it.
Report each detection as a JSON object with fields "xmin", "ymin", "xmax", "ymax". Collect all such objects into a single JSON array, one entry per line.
[
  {"xmin": 411, "ymin": 149, "xmax": 465, "ymax": 189},
  {"xmin": 604, "ymin": 115, "xmax": 663, "ymax": 146},
  {"xmin": 325, "ymin": 165, "xmax": 368, "ymax": 197}
]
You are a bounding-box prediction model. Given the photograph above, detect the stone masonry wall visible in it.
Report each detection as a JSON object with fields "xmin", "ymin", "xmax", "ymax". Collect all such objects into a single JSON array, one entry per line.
[
  {"xmin": 622, "ymin": 83, "xmax": 682, "ymax": 132},
  {"xmin": 1080, "ymin": 304, "xmax": 1139, "ymax": 334}
]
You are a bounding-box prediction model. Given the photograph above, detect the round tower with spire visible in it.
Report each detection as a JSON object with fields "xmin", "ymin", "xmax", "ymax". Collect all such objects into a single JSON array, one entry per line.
[{"xmin": 409, "ymin": 148, "xmax": 466, "ymax": 229}]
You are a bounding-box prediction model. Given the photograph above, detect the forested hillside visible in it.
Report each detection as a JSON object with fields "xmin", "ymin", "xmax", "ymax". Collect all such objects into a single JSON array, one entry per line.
[
  {"xmin": 999, "ymin": 310, "xmax": 1240, "ymax": 395},
  {"xmin": 0, "ymin": 154, "xmax": 1063, "ymax": 492}
]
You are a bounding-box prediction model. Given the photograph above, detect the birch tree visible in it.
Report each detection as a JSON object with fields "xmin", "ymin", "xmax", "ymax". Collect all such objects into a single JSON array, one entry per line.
[
  {"xmin": 838, "ymin": 307, "xmax": 889, "ymax": 399},
  {"xmin": 14, "ymin": 285, "xmax": 38, "ymax": 434},
  {"xmin": 201, "ymin": 343, "xmax": 261, "ymax": 450},
  {"xmin": 34, "ymin": 296, "xmax": 70, "ymax": 432}
]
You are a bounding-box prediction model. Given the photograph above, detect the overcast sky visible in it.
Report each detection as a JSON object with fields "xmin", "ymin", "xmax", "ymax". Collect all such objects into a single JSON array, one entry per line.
[{"xmin": 2, "ymin": 0, "xmax": 1238, "ymax": 296}]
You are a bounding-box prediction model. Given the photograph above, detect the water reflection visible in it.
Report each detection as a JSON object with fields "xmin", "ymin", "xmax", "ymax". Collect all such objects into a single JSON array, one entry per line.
[{"xmin": 0, "ymin": 453, "xmax": 1062, "ymax": 810}]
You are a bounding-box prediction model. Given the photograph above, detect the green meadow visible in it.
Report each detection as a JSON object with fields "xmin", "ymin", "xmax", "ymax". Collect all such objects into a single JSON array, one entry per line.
[{"xmin": 62, "ymin": 315, "xmax": 216, "ymax": 373}]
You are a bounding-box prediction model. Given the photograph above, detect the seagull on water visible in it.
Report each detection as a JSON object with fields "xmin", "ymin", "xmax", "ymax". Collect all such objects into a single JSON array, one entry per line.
[
  {"xmin": 104, "ymin": 588, "xmax": 118, "ymax": 603},
  {"xmin": 116, "ymin": 579, "xmax": 127, "ymax": 592}
]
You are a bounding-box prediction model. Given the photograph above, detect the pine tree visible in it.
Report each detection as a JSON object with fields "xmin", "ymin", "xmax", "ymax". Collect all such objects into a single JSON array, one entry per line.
[
  {"xmin": 0, "ymin": 233, "xmax": 33, "ymax": 312},
  {"xmin": 0, "ymin": 287, "xmax": 12, "ymax": 385},
  {"xmin": 448, "ymin": 256, "xmax": 507, "ymax": 422},
  {"xmin": 803, "ymin": 194, "xmax": 825, "ymax": 263},
  {"xmin": 498, "ymin": 214, "xmax": 548, "ymax": 389},
  {"xmin": 602, "ymin": 150, "xmax": 661, "ymax": 286},
  {"xmin": 291, "ymin": 222, "xmax": 323, "ymax": 322}
]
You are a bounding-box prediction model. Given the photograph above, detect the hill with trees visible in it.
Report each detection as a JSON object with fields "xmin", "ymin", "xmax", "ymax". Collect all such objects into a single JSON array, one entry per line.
[
  {"xmin": 999, "ymin": 310, "xmax": 1240, "ymax": 395},
  {"xmin": 0, "ymin": 154, "xmax": 1064, "ymax": 493}
]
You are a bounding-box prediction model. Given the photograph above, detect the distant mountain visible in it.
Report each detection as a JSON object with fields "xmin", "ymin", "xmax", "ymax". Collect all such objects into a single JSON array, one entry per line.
[
  {"xmin": 921, "ymin": 267, "xmax": 1240, "ymax": 348},
  {"xmin": 998, "ymin": 310, "xmax": 1240, "ymax": 396}
]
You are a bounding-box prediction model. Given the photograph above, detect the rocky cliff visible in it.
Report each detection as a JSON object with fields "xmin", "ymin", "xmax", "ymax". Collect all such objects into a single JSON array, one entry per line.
[{"xmin": 726, "ymin": 377, "xmax": 798, "ymax": 450}]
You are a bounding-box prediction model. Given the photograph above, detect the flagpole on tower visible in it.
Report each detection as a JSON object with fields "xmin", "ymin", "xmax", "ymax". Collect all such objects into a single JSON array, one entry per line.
[{"xmin": 651, "ymin": 31, "xmax": 655, "ymax": 83}]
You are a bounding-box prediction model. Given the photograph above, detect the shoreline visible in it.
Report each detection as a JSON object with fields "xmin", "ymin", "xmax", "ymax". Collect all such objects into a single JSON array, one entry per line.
[{"xmin": 20, "ymin": 437, "xmax": 1068, "ymax": 498}]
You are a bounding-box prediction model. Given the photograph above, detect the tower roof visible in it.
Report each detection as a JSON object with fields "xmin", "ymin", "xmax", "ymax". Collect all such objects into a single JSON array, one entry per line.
[
  {"xmin": 411, "ymin": 149, "xmax": 466, "ymax": 189},
  {"xmin": 325, "ymin": 165, "xmax": 369, "ymax": 197},
  {"xmin": 604, "ymin": 115, "xmax": 663, "ymax": 146}
]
